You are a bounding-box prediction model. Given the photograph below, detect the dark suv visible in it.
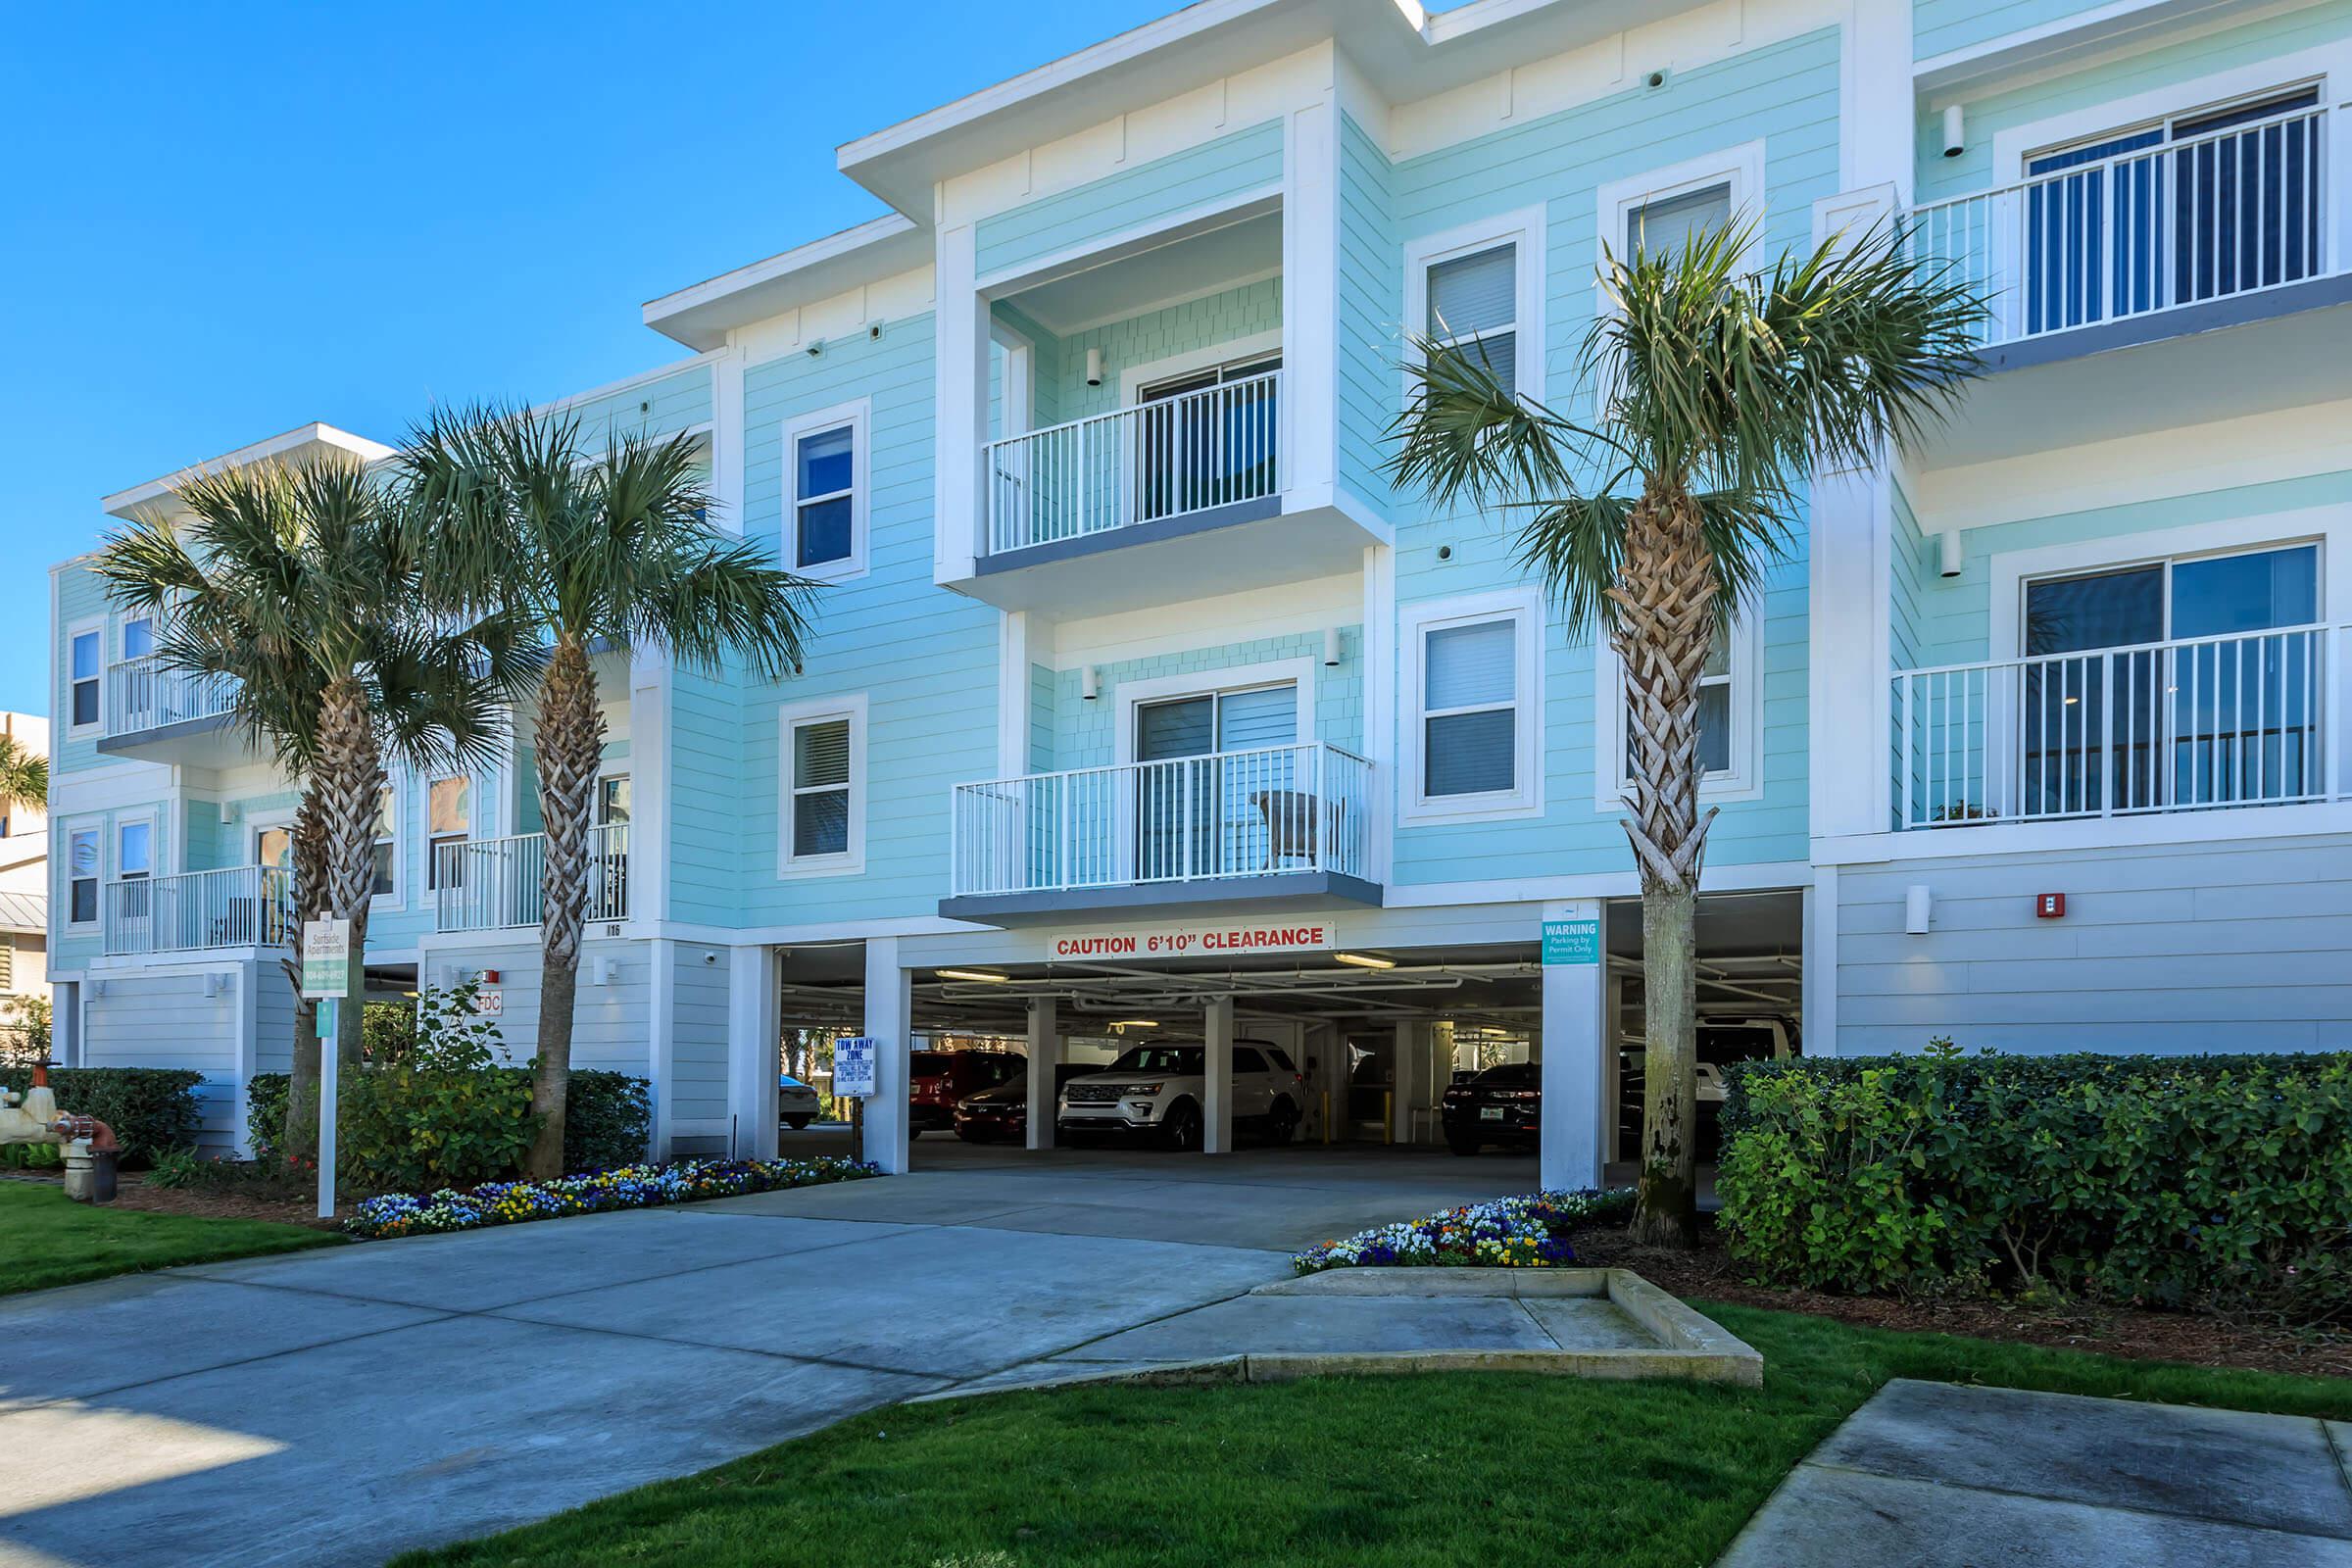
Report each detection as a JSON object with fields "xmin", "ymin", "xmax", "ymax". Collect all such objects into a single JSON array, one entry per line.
[
  {"xmin": 909, "ymin": 1050, "xmax": 1024, "ymax": 1135},
  {"xmin": 1440, "ymin": 1062, "xmax": 1541, "ymax": 1154}
]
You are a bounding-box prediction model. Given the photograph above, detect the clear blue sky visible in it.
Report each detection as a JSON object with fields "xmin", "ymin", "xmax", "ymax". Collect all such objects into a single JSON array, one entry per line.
[{"xmin": 0, "ymin": 0, "xmax": 1214, "ymax": 716}]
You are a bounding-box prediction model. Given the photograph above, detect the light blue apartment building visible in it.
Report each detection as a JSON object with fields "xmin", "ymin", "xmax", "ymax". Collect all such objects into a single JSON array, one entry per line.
[{"xmin": 47, "ymin": 0, "xmax": 2352, "ymax": 1187}]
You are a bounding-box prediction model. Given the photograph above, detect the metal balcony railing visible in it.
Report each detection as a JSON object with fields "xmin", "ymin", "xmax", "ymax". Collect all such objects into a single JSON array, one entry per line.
[
  {"xmin": 102, "ymin": 865, "xmax": 295, "ymax": 956},
  {"xmin": 433, "ymin": 823, "xmax": 630, "ymax": 933},
  {"xmin": 984, "ymin": 368, "xmax": 1283, "ymax": 556},
  {"xmin": 103, "ymin": 655, "xmax": 239, "ymax": 739},
  {"xmin": 950, "ymin": 741, "xmax": 1370, "ymax": 897},
  {"xmin": 1892, "ymin": 624, "xmax": 2351, "ymax": 829}
]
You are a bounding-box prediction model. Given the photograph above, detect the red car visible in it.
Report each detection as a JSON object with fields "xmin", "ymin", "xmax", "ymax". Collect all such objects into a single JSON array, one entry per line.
[
  {"xmin": 909, "ymin": 1050, "xmax": 1024, "ymax": 1135},
  {"xmin": 954, "ymin": 1063, "xmax": 1098, "ymax": 1143}
]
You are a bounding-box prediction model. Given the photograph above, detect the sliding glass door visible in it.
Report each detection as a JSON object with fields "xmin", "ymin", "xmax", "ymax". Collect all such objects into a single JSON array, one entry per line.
[{"xmin": 1134, "ymin": 683, "xmax": 1298, "ymax": 880}]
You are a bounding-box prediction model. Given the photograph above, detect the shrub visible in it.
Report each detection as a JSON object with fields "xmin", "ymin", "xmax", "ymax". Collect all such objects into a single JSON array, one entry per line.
[
  {"xmin": 248, "ymin": 1072, "xmax": 290, "ymax": 1159},
  {"xmin": 339, "ymin": 985, "xmax": 537, "ymax": 1196},
  {"xmin": 0, "ymin": 996, "xmax": 52, "ymax": 1067},
  {"xmin": 0, "ymin": 1065, "xmax": 204, "ymax": 1165},
  {"xmin": 1718, "ymin": 1049, "xmax": 2352, "ymax": 1321},
  {"xmin": 564, "ymin": 1070, "xmax": 652, "ymax": 1171}
]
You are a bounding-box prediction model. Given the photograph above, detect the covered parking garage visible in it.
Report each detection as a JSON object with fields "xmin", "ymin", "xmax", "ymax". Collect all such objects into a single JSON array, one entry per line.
[{"xmin": 743, "ymin": 888, "xmax": 1804, "ymax": 1191}]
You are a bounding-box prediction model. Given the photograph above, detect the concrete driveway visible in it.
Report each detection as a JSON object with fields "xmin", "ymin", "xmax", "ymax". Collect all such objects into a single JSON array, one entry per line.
[{"xmin": 0, "ymin": 1145, "xmax": 1529, "ymax": 1568}]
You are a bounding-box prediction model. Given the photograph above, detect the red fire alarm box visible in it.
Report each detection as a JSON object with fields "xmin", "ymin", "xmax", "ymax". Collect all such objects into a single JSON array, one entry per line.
[{"xmin": 2034, "ymin": 894, "xmax": 2066, "ymax": 919}]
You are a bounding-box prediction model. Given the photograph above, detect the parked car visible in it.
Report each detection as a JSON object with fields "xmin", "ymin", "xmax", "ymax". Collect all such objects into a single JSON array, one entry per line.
[
  {"xmin": 909, "ymin": 1049, "xmax": 1025, "ymax": 1136},
  {"xmin": 954, "ymin": 1062, "xmax": 1098, "ymax": 1143},
  {"xmin": 778, "ymin": 1073, "xmax": 821, "ymax": 1131},
  {"xmin": 1056, "ymin": 1040, "xmax": 1302, "ymax": 1150},
  {"xmin": 1441, "ymin": 1062, "xmax": 1542, "ymax": 1155}
]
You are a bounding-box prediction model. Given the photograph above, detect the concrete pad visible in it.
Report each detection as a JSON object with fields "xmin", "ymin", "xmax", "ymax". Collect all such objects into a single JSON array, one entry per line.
[
  {"xmin": 0, "ymin": 1275, "xmax": 443, "ymax": 1410},
  {"xmin": 1522, "ymin": 1296, "xmax": 1651, "ymax": 1350},
  {"xmin": 957, "ymin": 1199, "xmax": 1343, "ymax": 1250},
  {"xmin": 0, "ymin": 1313, "xmax": 942, "ymax": 1568},
  {"xmin": 1718, "ymin": 1460, "xmax": 2352, "ymax": 1568},
  {"xmin": 490, "ymin": 1223, "xmax": 1287, "ymax": 1379},
  {"xmin": 176, "ymin": 1208, "xmax": 917, "ymax": 1313},
  {"xmin": 1819, "ymin": 1380, "xmax": 2352, "ymax": 1540},
  {"xmin": 1054, "ymin": 1293, "xmax": 1566, "ymax": 1361}
]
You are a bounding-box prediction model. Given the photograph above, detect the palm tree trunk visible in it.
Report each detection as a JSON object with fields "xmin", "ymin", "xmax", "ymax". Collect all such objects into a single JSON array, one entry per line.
[
  {"xmin": 527, "ymin": 636, "xmax": 603, "ymax": 1179},
  {"xmin": 315, "ymin": 676, "xmax": 383, "ymax": 1177},
  {"xmin": 279, "ymin": 790, "xmax": 330, "ymax": 1162},
  {"xmin": 1613, "ymin": 485, "xmax": 1720, "ymax": 1248}
]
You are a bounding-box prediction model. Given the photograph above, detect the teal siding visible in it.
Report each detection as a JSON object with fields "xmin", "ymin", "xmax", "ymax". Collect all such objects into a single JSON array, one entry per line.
[
  {"xmin": 1048, "ymin": 276, "xmax": 1282, "ymax": 422},
  {"xmin": 1048, "ymin": 627, "xmax": 1365, "ymax": 770},
  {"xmin": 1914, "ymin": 0, "xmax": 2114, "ymax": 61},
  {"xmin": 989, "ymin": 299, "xmax": 1065, "ymax": 432},
  {"xmin": 53, "ymin": 563, "xmax": 111, "ymax": 777},
  {"xmin": 1028, "ymin": 662, "xmax": 1055, "ymax": 773},
  {"xmin": 1339, "ymin": 111, "xmax": 1401, "ymax": 514},
  {"xmin": 1917, "ymin": 1, "xmax": 2352, "ymax": 201},
  {"xmin": 975, "ymin": 121, "xmax": 1285, "ymax": 280},
  {"xmin": 1386, "ymin": 28, "xmax": 1840, "ymax": 882},
  {"xmin": 553, "ymin": 363, "xmax": 713, "ymax": 444}
]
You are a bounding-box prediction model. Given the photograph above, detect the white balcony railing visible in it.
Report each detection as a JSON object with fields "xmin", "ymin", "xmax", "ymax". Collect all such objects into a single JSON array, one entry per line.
[
  {"xmin": 102, "ymin": 865, "xmax": 295, "ymax": 956},
  {"xmin": 1892, "ymin": 625, "xmax": 2351, "ymax": 830},
  {"xmin": 1907, "ymin": 104, "xmax": 2333, "ymax": 351},
  {"xmin": 103, "ymin": 655, "xmax": 239, "ymax": 740},
  {"xmin": 433, "ymin": 823, "xmax": 630, "ymax": 933},
  {"xmin": 950, "ymin": 742, "xmax": 1371, "ymax": 898},
  {"xmin": 984, "ymin": 368, "xmax": 1283, "ymax": 556}
]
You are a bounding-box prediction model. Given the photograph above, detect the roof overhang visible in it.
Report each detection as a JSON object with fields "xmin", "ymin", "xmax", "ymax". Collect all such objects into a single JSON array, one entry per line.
[
  {"xmin": 101, "ymin": 422, "xmax": 396, "ymax": 519},
  {"xmin": 642, "ymin": 214, "xmax": 934, "ymax": 351}
]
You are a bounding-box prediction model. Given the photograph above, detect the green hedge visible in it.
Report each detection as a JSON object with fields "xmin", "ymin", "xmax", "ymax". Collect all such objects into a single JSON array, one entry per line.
[
  {"xmin": 1718, "ymin": 1051, "xmax": 2352, "ymax": 1320},
  {"xmin": 247, "ymin": 1067, "xmax": 651, "ymax": 1176},
  {"xmin": 0, "ymin": 1067, "xmax": 204, "ymax": 1165}
]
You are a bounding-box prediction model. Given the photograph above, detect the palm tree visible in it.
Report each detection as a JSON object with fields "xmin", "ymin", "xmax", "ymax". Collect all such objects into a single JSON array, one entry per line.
[
  {"xmin": 96, "ymin": 459, "xmax": 530, "ymax": 1159},
  {"xmin": 1391, "ymin": 220, "xmax": 1984, "ymax": 1245},
  {"xmin": 0, "ymin": 734, "xmax": 47, "ymax": 825},
  {"xmin": 399, "ymin": 405, "xmax": 816, "ymax": 1179}
]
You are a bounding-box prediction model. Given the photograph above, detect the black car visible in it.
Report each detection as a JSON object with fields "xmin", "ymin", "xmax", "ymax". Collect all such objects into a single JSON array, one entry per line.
[
  {"xmin": 954, "ymin": 1062, "xmax": 1096, "ymax": 1143},
  {"xmin": 1441, "ymin": 1062, "xmax": 1541, "ymax": 1154}
]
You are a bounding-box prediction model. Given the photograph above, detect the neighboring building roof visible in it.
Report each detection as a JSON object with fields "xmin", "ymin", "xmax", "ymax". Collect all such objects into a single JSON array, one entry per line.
[
  {"xmin": 101, "ymin": 421, "xmax": 397, "ymax": 519},
  {"xmin": 0, "ymin": 891, "xmax": 45, "ymax": 936},
  {"xmin": 643, "ymin": 214, "xmax": 933, "ymax": 352}
]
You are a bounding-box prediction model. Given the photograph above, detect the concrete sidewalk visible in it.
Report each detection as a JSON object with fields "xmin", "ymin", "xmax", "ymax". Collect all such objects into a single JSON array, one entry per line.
[
  {"xmin": 1719, "ymin": 1379, "xmax": 2352, "ymax": 1567},
  {"xmin": 0, "ymin": 1147, "xmax": 1520, "ymax": 1568}
]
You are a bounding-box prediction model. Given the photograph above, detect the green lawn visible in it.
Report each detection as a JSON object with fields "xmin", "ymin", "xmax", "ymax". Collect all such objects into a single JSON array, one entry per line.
[
  {"xmin": 0, "ymin": 1181, "xmax": 342, "ymax": 1295},
  {"xmin": 398, "ymin": 1300, "xmax": 2352, "ymax": 1568}
]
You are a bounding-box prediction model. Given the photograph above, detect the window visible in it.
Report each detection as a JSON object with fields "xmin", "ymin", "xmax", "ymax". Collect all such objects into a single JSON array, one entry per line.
[
  {"xmin": 257, "ymin": 824, "xmax": 294, "ymax": 871},
  {"xmin": 365, "ymin": 787, "xmax": 398, "ymax": 898},
  {"xmin": 118, "ymin": 819, "xmax": 152, "ymax": 882},
  {"xmin": 1405, "ymin": 207, "xmax": 1544, "ymax": 403},
  {"xmin": 69, "ymin": 627, "xmax": 101, "ymax": 730},
  {"xmin": 783, "ymin": 399, "xmax": 869, "ymax": 579},
  {"xmin": 425, "ymin": 777, "xmax": 469, "ymax": 890},
  {"xmin": 1596, "ymin": 142, "xmax": 1764, "ymax": 282},
  {"xmin": 1626, "ymin": 182, "xmax": 1732, "ymax": 260},
  {"xmin": 598, "ymin": 775, "xmax": 631, "ymax": 826},
  {"xmin": 778, "ymin": 696, "xmax": 865, "ymax": 876},
  {"xmin": 66, "ymin": 826, "xmax": 98, "ymax": 926},
  {"xmin": 1599, "ymin": 612, "xmax": 1759, "ymax": 805},
  {"xmin": 1622, "ymin": 621, "xmax": 1734, "ymax": 779},
  {"xmin": 122, "ymin": 616, "xmax": 154, "ymax": 662},
  {"xmin": 1402, "ymin": 591, "xmax": 1544, "ymax": 823}
]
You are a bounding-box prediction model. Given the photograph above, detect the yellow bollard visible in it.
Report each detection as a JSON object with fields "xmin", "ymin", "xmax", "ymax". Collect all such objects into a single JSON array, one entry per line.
[
  {"xmin": 1383, "ymin": 1090, "xmax": 1394, "ymax": 1147},
  {"xmin": 1320, "ymin": 1090, "xmax": 1331, "ymax": 1147}
]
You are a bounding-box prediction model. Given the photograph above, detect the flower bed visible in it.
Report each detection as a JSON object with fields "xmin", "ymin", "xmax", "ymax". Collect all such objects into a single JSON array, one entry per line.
[
  {"xmin": 344, "ymin": 1155, "xmax": 881, "ymax": 1240},
  {"xmin": 1292, "ymin": 1189, "xmax": 1637, "ymax": 1275}
]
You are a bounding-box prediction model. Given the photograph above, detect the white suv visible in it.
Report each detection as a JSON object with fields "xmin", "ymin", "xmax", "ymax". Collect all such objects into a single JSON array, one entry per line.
[{"xmin": 1057, "ymin": 1040, "xmax": 1303, "ymax": 1151}]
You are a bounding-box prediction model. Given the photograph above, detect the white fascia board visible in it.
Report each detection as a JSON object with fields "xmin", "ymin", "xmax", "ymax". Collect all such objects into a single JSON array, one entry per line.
[
  {"xmin": 642, "ymin": 215, "xmax": 933, "ymax": 352},
  {"xmin": 101, "ymin": 423, "xmax": 398, "ymax": 518}
]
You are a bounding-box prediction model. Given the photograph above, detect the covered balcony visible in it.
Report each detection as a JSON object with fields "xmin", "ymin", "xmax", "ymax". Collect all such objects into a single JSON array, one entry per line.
[
  {"xmin": 102, "ymin": 865, "xmax": 294, "ymax": 956},
  {"xmin": 432, "ymin": 824, "xmax": 630, "ymax": 934},
  {"xmin": 940, "ymin": 741, "xmax": 1380, "ymax": 920},
  {"xmin": 97, "ymin": 657, "xmax": 249, "ymax": 768},
  {"xmin": 1891, "ymin": 623, "xmax": 2352, "ymax": 831}
]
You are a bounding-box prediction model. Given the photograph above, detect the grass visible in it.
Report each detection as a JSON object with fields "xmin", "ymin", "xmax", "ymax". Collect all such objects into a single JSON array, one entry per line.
[
  {"xmin": 0, "ymin": 1180, "xmax": 342, "ymax": 1295},
  {"xmin": 396, "ymin": 1299, "xmax": 2352, "ymax": 1568}
]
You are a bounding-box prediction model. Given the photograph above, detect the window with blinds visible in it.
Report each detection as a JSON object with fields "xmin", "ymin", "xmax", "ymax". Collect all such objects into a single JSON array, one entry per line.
[
  {"xmin": 1627, "ymin": 181, "xmax": 1732, "ymax": 260},
  {"xmin": 791, "ymin": 717, "xmax": 854, "ymax": 860},
  {"xmin": 1426, "ymin": 243, "xmax": 1518, "ymax": 391},
  {"xmin": 1424, "ymin": 619, "xmax": 1520, "ymax": 799}
]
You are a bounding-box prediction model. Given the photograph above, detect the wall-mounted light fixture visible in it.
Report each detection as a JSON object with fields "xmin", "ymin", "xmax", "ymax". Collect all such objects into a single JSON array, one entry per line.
[
  {"xmin": 593, "ymin": 956, "xmax": 614, "ymax": 986},
  {"xmin": 1322, "ymin": 627, "xmax": 1343, "ymax": 667},
  {"xmin": 1938, "ymin": 530, "xmax": 1964, "ymax": 579},
  {"xmin": 1941, "ymin": 104, "xmax": 1966, "ymax": 159},
  {"xmin": 1085, "ymin": 347, "xmax": 1104, "ymax": 387},
  {"xmin": 1904, "ymin": 885, "xmax": 1934, "ymax": 935},
  {"xmin": 1080, "ymin": 664, "xmax": 1100, "ymax": 701}
]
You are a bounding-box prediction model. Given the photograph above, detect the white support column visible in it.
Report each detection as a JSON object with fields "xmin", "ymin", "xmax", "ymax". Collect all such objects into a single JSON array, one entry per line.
[
  {"xmin": 628, "ymin": 650, "xmax": 670, "ymax": 928},
  {"xmin": 728, "ymin": 945, "xmax": 782, "ymax": 1161},
  {"xmin": 1540, "ymin": 898, "xmax": 1608, "ymax": 1192},
  {"xmin": 647, "ymin": 937, "xmax": 676, "ymax": 1160},
  {"xmin": 1809, "ymin": 464, "xmax": 1893, "ymax": 840},
  {"xmin": 1281, "ymin": 92, "xmax": 1341, "ymax": 510},
  {"xmin": 1389, "ymin": 1020, "xmax": 1426, "ymax": 1145},
  {"xmin": 1202, "ymin": 996, "xmax": 1235, "ymax": 1154},
  {"xmin": 934, "ymin": 221, "xmax": 989, "ymax": 584},
  {"xmin": 1802, "ymin": 869, "xmax": 1839, "ymax": 1057},
  {"xmin": 862, "ymin": 937, "xmax": 913, "ymax": 1174},
  {"xmin": 1025, "ymin": 998, "xmax": 1059, "ymax": 1151}
]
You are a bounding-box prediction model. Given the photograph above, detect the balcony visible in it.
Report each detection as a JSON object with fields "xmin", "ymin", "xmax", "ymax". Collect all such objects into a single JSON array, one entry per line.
[
  {"xmin": 1903, "ymin": 102, "xmax": 2352, "ymax": 463},
  {"xmin": 1891, "ymin": 624, "xmax": 2352, "ymax": 831},
  {"xmin": 97, "ymin": 656, "xmax": 249, "ymax": 768},
  {"xmin": 941, "ymin": 742, "xmax": 1380, "ymax": 920},
  {"xmin": 102, "ymin": 865, "xmax": 294, "ymax": 956},
  {"xmin": 433, "ymin": 824, "xmax": 630, "ymax": 934}
]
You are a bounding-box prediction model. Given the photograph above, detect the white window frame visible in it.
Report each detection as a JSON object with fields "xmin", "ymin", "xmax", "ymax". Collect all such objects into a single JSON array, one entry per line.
[
  {"xmin": 424, "ymin": 774, "xmax": 471, "ymax": 894},
  {"xmin": 248, "ymin": 809, "xmax": 296, "ymax": 871},
  {"xmin": 1593, "ymin": 605, "xmax": 1766, "ymax": 809},
  {"xmin": 114, "ymin": 810, "xmax": 159, "ymax": 884},
  {"xmin": 62, "ymin": 820, "xmax": 101, "ymax": 930},
  {"xmin": 1403, "ymin": 205, "xmax": 1547, "ymax": 405},
  {"xmin": 66, "ymin": 617, "xmax": 103, "ymax": 736},
  {"xmin": 1400, "ymin": 588, "xmax": 1545, "ymax": 826},
  {"xmin": 777, "ymin": 693, "xmax": 867, "ymax": 878},
  {"xmin": 781, "ymin": 397, "xmax": 871, "ymax": 583},
  {"xmin": 371, "ymin": 780, "xmax": 405, "ymax": 910},
  {"xmin": 1989, "ymin": 54, "xmax": 2346, "ymax": 185},
  {"xmin": 1594, "ymin": 141, "xmax": 1766, "ymax": 277},
  {"xmin": 1109, "ymin": 657, "xmax": 1316, "ymax": 768}
]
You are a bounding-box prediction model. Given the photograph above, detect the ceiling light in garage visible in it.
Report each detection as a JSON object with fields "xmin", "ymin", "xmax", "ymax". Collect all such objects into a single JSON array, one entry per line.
[
  {"xmin": 936, "ymin": 967, "xmax": 1010, "ymax": 984},
  {"xmin": 1334, "ymin": 953, "xmax": 1396, "ymax": 969},
  {"xmin": 1108, "ymin": 1018, "xmax": 1160, "ymax": 1029}
]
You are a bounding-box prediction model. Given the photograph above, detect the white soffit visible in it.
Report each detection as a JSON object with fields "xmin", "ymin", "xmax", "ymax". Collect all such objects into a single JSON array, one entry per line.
[
  {"xmin": 642, "ymin": 214, "xmax": 934, "ymax": 352},
  {"xmin": 101, "ymin": 422, "xmax": 397, "ymax": 519}
]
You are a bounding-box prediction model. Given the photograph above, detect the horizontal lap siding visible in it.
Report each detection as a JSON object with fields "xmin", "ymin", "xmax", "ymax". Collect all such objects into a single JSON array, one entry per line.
[
  {"xmin": 1388, "ymin": 29, "xmax": 1839, "ymax": 885},
  {"xmin": 1051, "ymin": 277, "xmax": 1282, "ymax": 420},
  {"xmin": 1837, "ymin": 834, "xmax": 2352, "ymax": 1054},
  {"xmin": 669, "ymin": 943, "xmax": 729, "ymax": 1127},
  {"xmin": 84, "ymin": 971, "xmax": 241, "ymax": 1149},
  {"xmin": 556, "ymin": 365, "xmax": 713, "ymax": 443},
  {"xmin": 1914, "ymin": 0, "xmax": 2116, "ymax": 62},
  {"xmin": 1339, "ymin": 112, "xmax": 1400, "ymax": 514},
  {"xmin": 1048, "ymin": 627, "xmax": 1367, "ymax": 769},
  {"xmin": 976, "ymin": 121, "xmax": 1285, "ymax": 280}
]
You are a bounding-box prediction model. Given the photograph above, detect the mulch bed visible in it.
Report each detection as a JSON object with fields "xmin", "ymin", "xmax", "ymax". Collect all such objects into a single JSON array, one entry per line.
[
  {"xmin": 4, "ymin": 1167, "xmax": 350, "ymax": 1227},
  {"xmin": 1572, "ymin": 1221, "xmax": 2352, "ymax": 1381}
]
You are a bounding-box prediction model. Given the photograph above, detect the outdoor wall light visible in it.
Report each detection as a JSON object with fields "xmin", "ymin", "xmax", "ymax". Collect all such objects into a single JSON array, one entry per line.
[
  {"xmin": 937, "ymin": 968, "xmax": 1010, "ymax": 984},
  {"xmin": 1942, "ymin": 104, "xmax": 1966, "ymax": 158},
  {"xmin": 1938, "ymin": 530, "xmax": 1964, "ymax": 578},
  {"xmin": 1085, "ymin": 347, "xmax": 1104, "ymax": 387},
  {"xmin": 1904, "ymin": 885, "xmax": 1934, "ymax": 935},
  {"xmin": 1081, "ymin": 664, "xmax": 1101, "ymax": 701},
  {"xmin": 1323, "ymin": 627, "xmax": 1343, "ymax": 666},
  {"xmin": 593, "ymin": 956, "xmax": 615, "ymax": 986}
]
